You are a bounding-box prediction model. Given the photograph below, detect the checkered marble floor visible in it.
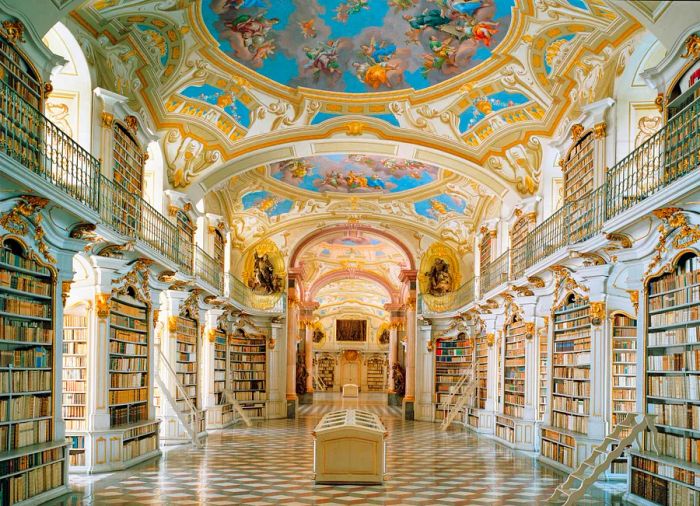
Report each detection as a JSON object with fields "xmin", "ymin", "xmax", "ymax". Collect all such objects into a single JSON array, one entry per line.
[{"xmin": 47, "ymin": 400, "xmax": 628, "ymax": 505}]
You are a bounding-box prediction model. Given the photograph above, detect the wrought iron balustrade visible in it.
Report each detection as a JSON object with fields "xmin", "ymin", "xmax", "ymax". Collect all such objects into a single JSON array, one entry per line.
[
  {"xmin": 0, "ymin": 77, "xmax": 100, "ymax": 209},
  {"xmin": 195, "ymin": 245, "xmax": 223, "ymax": 292},
  {"xmin": 480, "ymin": 249, "xmax": 510, "ymax": 295}
]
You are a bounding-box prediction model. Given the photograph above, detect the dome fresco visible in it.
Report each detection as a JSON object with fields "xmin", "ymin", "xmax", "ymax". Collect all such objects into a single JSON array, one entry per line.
[
  {"xmin": 268, "ymin": 154, "xmax": 441, "ymax": 194},
  {"xmin": 202, "ymin": 0, "xmax": 516, "ymax": 93}
]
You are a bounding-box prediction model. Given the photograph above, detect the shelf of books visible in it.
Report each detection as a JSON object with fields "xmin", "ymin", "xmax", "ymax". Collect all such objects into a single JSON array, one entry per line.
[
  {"xmin": 434, "ymin": 336, "xmax": 472, "ymax": 422},
  {"xmin": 366, "ymin": 358, "xmax": 385, "ymax": 392},
  {"xmin": 609, "ymin": 312, "xmax": 637, "ymax": 479},
  {"xmin": 627, "ymin": 252, "xmax": 700, "ymax": 505},
  {"xmin": 316, "ymin": 355, "xmax": 335, "ymax": 392},
  {"xmin": 0, "ymin": 237, "xmax": 69, "ymax": 504},
  {"xmin": 540, "ymin": 294, "xmax": 596, "ymax": 472},
  {"xmin": 229, "ymin": 331, "xmax": 267, "ymax": 419},
  {"xmin": 106, "ymin": 290, "xmax": 160, "ymax": 470},
  {"xmin": 173, "ymin": 315, "xmax": 204, "ymax": 436},
  {"xmin": 539, "ymin": 320, "xmax": 548, "ymax": 421},
  {"xmin": 62, "ymin": 313, "xmax": 87, "ymax": 469},
  {"xmin": 495, "ymin": 318, "xmax": 535, "ymax": 450},
  {"xmin": 206, "ymin": 329, "xmax": 236, "ymax": 430},
  {"xmin": 466, "ymin": 334, "xmax": 490, "ymax": 432}
]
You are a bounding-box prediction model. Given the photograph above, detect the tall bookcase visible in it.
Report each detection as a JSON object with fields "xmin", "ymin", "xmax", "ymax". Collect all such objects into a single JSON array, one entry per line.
[
  {"xmin": 539, "ymin": 319, "xmax": 549, "ymax": 421},
  {"xmin": 0, "ymin": 237, "xmax": 68, "ymax": 504},
  {"xmin": 366, "ymin": 356, "xmax": 385, "ymax": 392},
  {"xmin": 628, "ymin": 252, "xmax": 700, "ymax": 505},
  {"xmin": 563, "ymin": 132, "xmax": 595, "ymax": 243},
  {"xmin": 540, "ymin": 293, "xmax": 593, "ymax": 471},
  {"xmin": 317, "ymin": 355, "xmax": 335, "ymax": 391},
  {"xmin": 205, "ymin": 327, "xmax": 236, "ymax": 430},
  {"xmin": 229, "ymin": 330, "xmax": 267, "ymax": 419},
  {"xmin": 62, "ymin": 311, "xmax": 87, "ymax": 468},
  {"xmin": 175, "ymin": 315, "xmax": 198, "ymax": 414},
  {"xmin": 466, "ymin": 334, "xmax": 489, "ymax": 430},
  {"xmin": 434, "ymin": 335, "xmax": 472, "ymax": 422},
  {"xmin": 495, "ymin": 317, "xmax": 528, "ymax": 447}
]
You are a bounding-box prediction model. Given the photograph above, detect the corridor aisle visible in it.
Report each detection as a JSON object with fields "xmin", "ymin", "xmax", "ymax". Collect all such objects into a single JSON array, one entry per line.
[{"xmin": 46, "ymin": 401, "xmax": 628, "ymax": 505}]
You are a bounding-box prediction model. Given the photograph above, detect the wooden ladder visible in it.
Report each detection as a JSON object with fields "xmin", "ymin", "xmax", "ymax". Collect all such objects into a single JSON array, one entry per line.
[
  {"xmin": 439, "ymin": 363, "xmax": 478, "ymax": 431},
  {"xmin": 222, "ymin": 389, "xmax": 253, "ymax": 427},
  {"xmin": 313, "ymin": 369, "xmax": 327, "ymax": 392},
  {"xmin": 546, "ymin": 413, "xmax": 660, "ymax": 505}
]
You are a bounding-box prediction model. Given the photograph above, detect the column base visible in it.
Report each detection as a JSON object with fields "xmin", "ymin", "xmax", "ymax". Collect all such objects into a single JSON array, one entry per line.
[
  {"xmin": 286, "ymin": 399, "xmax": 297, "ymax": 419},
  {"xmin": 298, "ymin": 392, "xmax": 314, "ymax": 405},
  {"xmin": 403, "ymin": 399, "xmax": 414, "ymax": 420},
  {"xmin": 388, "ymin": 393, "xmax": 403, "ymax": 407}
]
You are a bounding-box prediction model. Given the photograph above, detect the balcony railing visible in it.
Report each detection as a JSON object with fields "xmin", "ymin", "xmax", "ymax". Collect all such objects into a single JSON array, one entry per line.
[
  {"xmin": 195, "ymin": 246, "xmax": 223, "ymax": 293},
  {"xmin": 0, "ymin": 77, "xmax": 100, "ymax": 209},
  {"xmin": 226, "ymin": 274, "xmax": 286, "ymax": 314},
  {"xmin": 480, "ymin": 250, "xmax": 510, "ymax": 295}
]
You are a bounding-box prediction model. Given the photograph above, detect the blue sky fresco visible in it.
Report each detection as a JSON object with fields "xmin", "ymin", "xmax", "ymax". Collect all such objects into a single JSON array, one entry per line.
[
  {"xmin": 459, "ymin": 90, "xmax": 530, "ymax": 132},
  {"xmin": 202, "ymin": 0, "xmax": 516, "ymax": 93},
  {"xmin": 414, "ymin": 194, "xmax": 467, "ymax": 220},
  {"xmin": 269, "ymin": 154, "xmax": 440, "ymax": 194},
  {"xmin": 180, "ymin": 84, "xmax": 251, "ymax": 128},
  {"xmin": 241, "ymin": 190, "xmax": 294, "ymax": 216}
]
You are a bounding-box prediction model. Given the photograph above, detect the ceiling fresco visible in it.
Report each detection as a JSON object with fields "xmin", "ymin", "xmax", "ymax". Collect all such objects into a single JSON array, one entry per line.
[
  {"xmin": 268, "ymin": 154, "xmax": 441, "ymax": 194},
  {"xmin": 315, "ymin": 279, "xmax": 390, "ymax": 319},
  {"xmin": 241, "ymin": 190, "xmax": 294, "ymax": 216},
  {"xmin": 202, "ymin": 0, "xmax": 516, "ymax": 92}
]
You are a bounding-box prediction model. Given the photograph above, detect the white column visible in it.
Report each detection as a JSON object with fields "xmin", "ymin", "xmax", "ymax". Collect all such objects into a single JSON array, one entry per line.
[{"xmin": 415, "ymin": 321, "xmax": 433, "ymax": 421}]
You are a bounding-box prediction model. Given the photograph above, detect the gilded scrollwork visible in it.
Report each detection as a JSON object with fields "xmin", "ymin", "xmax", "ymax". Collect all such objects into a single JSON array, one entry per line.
[{"xmin": 645, "ymin": 208, "xmax": 700, "ymax": 277}]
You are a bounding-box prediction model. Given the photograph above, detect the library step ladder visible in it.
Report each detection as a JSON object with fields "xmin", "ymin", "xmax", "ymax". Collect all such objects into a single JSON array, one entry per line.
[
  {"xmin": 155, "ymin": 346, "xmax": 207, "ymax": 448},
  {"xmin": 546, "ymin": 413, "xmax": 659, "ymax": 505},
  {"xmin": 222, "ymin": 389, "xmax": 253, "ymax": 427},
  {"xmin": 439, "ymin": 363, "xmax": 478, "ymax": 431},
  {"xmin": 313, "ymin": 369, "xmax": 327, "ymax": 392}
]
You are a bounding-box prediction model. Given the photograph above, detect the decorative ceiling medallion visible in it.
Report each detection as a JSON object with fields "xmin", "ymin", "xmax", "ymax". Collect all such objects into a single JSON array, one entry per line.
[{"xmin": 202, "ymin": 0, "xmax": 516, "ymax": 93}]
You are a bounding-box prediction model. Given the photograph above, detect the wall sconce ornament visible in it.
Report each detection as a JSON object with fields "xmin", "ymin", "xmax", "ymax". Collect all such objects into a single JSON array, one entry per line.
[{"xmin": 590, "ymin": 301, "xmax": 605, "ymax": 326}]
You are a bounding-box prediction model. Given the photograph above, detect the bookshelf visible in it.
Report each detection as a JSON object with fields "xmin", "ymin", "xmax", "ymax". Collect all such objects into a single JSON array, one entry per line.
[
  {"xmin": 317, "ymin": 355, "xmax": 335, "ymax": 391},
  {"xmin": 0, "ymin": 35, "xmax": 42, "ymax": 109},
  {"xmin": 62, "ymin": 312, "xmax": 87, "ymax": 468},
  {"xmin": 366, "ymin": 357, "xmax": 385, "ymax": 392},
  {"xmin": 206, "ymin": 328, "xmax": 236, "ymax": 430},
  {"xmin": 434, "ymin": 335, "xmax": 472, "ymax": 422},
  {"xmin": 609, "ymin": 312, "xmax": 637, "ymax": 478},
  {"xmin": 540, "ymin": 293, "xmax": 592, "ymax": 471},
  {"xmin": 628, "ymin": 252, "xmax": 700, "ymax": 505},
  {"xmin": 495, "ymin": 318, "xmax": 527, "ymax": 445},
  {"xmin": 0, "ymin": 237, "xmax": 68, "ymax": 504},
  {"xmin": 229, "ymin": 330, "xmax": 267, "ymax": 419},
  {"xmin": 539, "ymin": 320, "xmax": 549, "ymax": 421},
  {"xmin": 109, "ymin": 292, "xmax": 149, "ymax": 428},
  {"xmin": 563, "ymin": 132, "xmax": 595, "ymax": 243},
  {"xmin": 466, "ymin": 334, "xmax": 488, "ymax": 430},
  {"xmin": 175, "ymin": 315, "xmax": 198, "ymax": 413}
]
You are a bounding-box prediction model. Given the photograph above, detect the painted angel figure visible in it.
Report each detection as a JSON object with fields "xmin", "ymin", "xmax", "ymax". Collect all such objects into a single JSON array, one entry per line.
[{"xmin": 303, "ymin": 40, "xmax": 341, "ymax": 81}]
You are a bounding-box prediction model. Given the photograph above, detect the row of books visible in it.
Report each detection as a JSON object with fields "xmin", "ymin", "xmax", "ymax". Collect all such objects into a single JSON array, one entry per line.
[
  {"xmin": 646, "ymin": 431, "xmax": 700, "ymax": 464},
  {"xmin": 0, "ymin": 319, "xmax": 52, "ymax": 342},
  {"xmin": 110, "ymin": 372, "xmax": 146, "ymax": 388},
  {"xmin": 0, "ymin": 248, "xmax": 50, "ymax": 275},
  {"xmin": 613, "ymin": 364, "xmax": 635, "ymax": 376},
  {"xmin": 230, "ymin": 354, "xmax": 265, "ymax": 363},
  {"xmin": 0, "ymin": 271, "xmax": 51, "ymax": 296},
  {"xmin": 553, "ymin": 351, "xmax": 591, "ymax": 367},
  {"xmin": 0, "ymin": 294, "xmax": 50, "ymax": 318},
  {"xmin": 111, "ymin": 300, "xmax": 146, "ymax": 318},
  {"xmin": 650, "ymin": 306, "xmax": 700, "ymax": 329},
  {"xmin": 62, "ymin": 379, "xmax": 84, "ymax": 393},
  {"xmin": 647, "ymin": 375, "xmax": 700, "ymax": 399},
  {"xmin": 552, "ymin": 412, "xmax": 588, "ymax": 433},
  {"xmin": 553, "ymin": 329, "xmax": 591, "ymax": 342},
  {"xmin": 176, "ymin": 385, "xmax": 196, "ymax": 398},
  {"xmin": 110, "ymin": 403, "xmax": 147, "ymax": 427},
  {"xmin": 4, "ymin": 460, "xmax": 63, "ymax": 504},
  {"xmin": 110, "ymin": 341, "xmax": 147, "ymax": 356},
  {"xmin": 111, "ymin": 315, "xmax": 147, "ymax": 333},
  {"xmin": 649, "ymin": 326, "xmax": 699, "ymax": 346},
  {"xmin": 229, "ymin": 338, "xmax": 265, "ymax": 346},
  {"xmin": 649, "ymin": 259, "xmax": 700, "ymax": 295},
  {"xmin": 63, "ymin": 341, "xmax": 86, "ymax": 355},
  {"xmin": 554, "ymin": 318, "xmax": 591, "ymax": 331},
  {"xmin": 437, "ymin": 340, "xmax": 471, "ymax": 349},
  {"xmin": 123, "ymin": 433, "xmax": 158, "ymax": 461},
  {"xmin": 631, "ymin": 467, "xmax": 700, "ymax": 505},
  {"xmin": 229, "ymin": 345, "xmax": 266, "ymax": 354},
  {"xmin": 64, "ymin": 315, "xmax": 86, "ymax": 328},
  {"xmin": 554, "ymin": 380, "xmax": 590, "ymax": 397},
  {"xmin": 0, "ymin": 369, "xmax": 51, "ymax": 392},
  {"xmin": 612, "ymin": 387, "xmax": 636, "ymax": 400},
  {"xmin": 109, "ymin": 388, "xmax": 147, "ymax": 405},
  {"xmin": 649, "ymin": 286, "xmax": 700, "ymax": 311},
  {"xmin": 552, "ymin": 396, "xmax": 589, "ymax": 414},
  {"xmin": 62, "ymin": 406, "xmax": 85, "ymax": 419},
  {"xmin": 503, "ymin": 404, "xmax": 523, "ymax": 417},
  {"xmin": 9, "ymin": 419, "xmax": 51, "ymax": 449},
  {"xmin": 504, "ymin": 392, "xmax": 524, "ymax": 405},
  {"xmin": 177, "ymin": 373, "xmax": 196, "ymax": 385},
  {"xmin": 110, "ymin": 357, "xmax": 147, "ymax": 371},
  {"xmin": 554, "ymin": 307, "xmax": 589, "ymax": 322},
  {"xmin": 62, "ymin": 356, "xmax": 85, "ymax": 369},
  {"xmin": 553, "ymin": 366, "xmax": 589, "ymax": 380},
  {"xmin": 0, "ymin": 446, "xmax": 62, "ymax": 475},
  {"xmin": 495, "ymin": 422, "xmax": 515, "ymax": 442},
  {"xmin": 111, "ymin": 328, "xmax": 147, "ymax": 344},
  {"xmin": 554, "ymin": 338, "xmax": 590, "ymax": 353},
  {"xmin": 648, "ymin": 402, "xmax": 700, "ymax": 429},
  {"xmin": 649, "ymin": 350, "xmax": 700, "ymax": 371},
  {"xmin": 233, "ymin": 391, "xmax": 266, "ymax": 401},
  {"xmin": 541, "ymin": 439, "xmax": 575, "ymax": 468},
  {"xmin": 613, "ymin": 351, "xmax": 636, "ymax": 363},
  {"xmin": 231, "ymin": 371, "xmax": 266, "ymax": 380},
  {"xmin": 0, "ymin": 395, "xmax": 51, "ymax": 422}
]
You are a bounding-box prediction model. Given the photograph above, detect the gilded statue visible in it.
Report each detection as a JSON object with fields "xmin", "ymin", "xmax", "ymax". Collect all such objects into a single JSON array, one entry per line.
[
  {"xmin": 249, "ymin": 251, "xmax": 282, "ymax": 294},
  {"xmin": 425, "ymin": 257, "xmax": 453, "ymax": 296}
]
